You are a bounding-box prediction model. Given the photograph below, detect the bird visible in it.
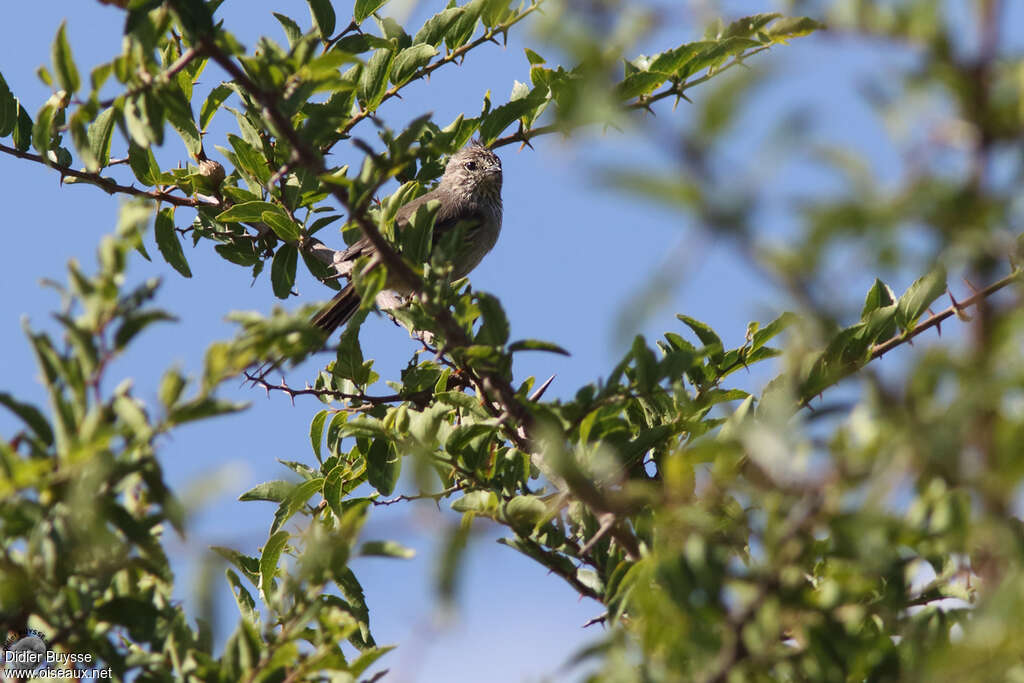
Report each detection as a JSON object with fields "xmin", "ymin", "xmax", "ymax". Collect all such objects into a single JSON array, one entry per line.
[{"xmin": 310, "ymin": 141, "xmax": 504, "ymax": 338}]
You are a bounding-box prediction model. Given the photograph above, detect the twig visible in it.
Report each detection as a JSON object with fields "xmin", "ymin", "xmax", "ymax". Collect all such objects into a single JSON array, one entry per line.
[
  {"xmin": 0, "ymin": 143, "xmax": 213, "ymax": 208},
  {"xmin": 243, "ymin": 369, "xmax": 421, "ymax": 406},
  {"xmin": 870, "ymin": 269, "xmax": 1021, "ymax": 360},
  {"xmin": 492, "ymin": 46, "xmax": 772, "ymax": 150},
  {"xmin": 372, "ymin": 484, "xmax": 466, "ymax": 506},
  {"xmin": 335, "ymin": 3, "xmax": 542, "ymax": 140}
]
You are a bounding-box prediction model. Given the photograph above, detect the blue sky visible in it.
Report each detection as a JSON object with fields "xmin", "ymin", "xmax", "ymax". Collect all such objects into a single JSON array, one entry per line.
[{"xmin": 3, "ymin": 1, "xmax": 1007, "ymax": 680}]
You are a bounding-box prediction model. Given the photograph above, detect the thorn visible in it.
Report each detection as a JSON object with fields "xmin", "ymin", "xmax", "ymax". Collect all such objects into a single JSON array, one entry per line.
[
  {"xmin": 948, "ymin": 289, "xmax": 973, "ymax": 322},
  {"xmin": 519, "ymin": 137, "xmax": 534, "ymax": 151},
  {"xmin": 963, "ymin": 277, "xmax": 980, "ymax": 295},
  {"xmin": 529, "ymin": 374, "xmax": 556, "ymax": 402}
]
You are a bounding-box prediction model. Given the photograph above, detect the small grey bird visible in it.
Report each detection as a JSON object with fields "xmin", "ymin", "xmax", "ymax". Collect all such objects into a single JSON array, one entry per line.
[{"xmin": 311, "ymin": 142, "xmax": 503, "ymax": 337}]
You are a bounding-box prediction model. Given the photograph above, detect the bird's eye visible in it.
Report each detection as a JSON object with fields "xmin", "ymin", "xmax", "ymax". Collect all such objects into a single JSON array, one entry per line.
[{"xmin": 465, "ymin": 161, "xmax": 478, "ymax": 171}]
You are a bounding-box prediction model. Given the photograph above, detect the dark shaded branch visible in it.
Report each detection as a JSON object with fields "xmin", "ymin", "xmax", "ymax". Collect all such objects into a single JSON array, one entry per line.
[{"xmin": 0, "ymin": 143, "xmax": 212, "ymax": 208}]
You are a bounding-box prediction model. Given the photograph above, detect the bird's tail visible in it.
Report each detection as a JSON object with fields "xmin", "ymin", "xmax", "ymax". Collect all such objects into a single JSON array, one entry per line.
[
  {"xmin": 311, "ymin": 284, "xmax": 361, "ymax": 336},
  {"xmin": 248, "ymin": 285, "xmax": 362, "ymax": 385}
]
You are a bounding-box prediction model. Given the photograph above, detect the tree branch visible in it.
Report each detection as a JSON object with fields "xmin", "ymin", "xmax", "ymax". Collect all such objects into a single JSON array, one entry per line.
[
  {"xmin": 0, "ymin": 143, "xmax": 213, "ymax": 208},
  {"xmin": 870, "ymin": 269, "xmax": 1021, "ymax": 360}
]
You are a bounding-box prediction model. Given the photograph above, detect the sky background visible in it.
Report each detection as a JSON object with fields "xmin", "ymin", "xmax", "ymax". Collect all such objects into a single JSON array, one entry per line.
[{"xmin": 3, "ymin": 1, "xmax": 1018, "ymax": 681}]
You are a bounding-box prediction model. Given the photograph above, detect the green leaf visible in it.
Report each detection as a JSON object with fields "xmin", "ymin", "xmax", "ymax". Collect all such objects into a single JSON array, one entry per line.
[
  {"xmin": 861, "ymin": 278, "xmax": 897, "ymax": 317},
  {"xmin": 617, "ymin": 71, "xmax": 671, "ymax": 100},
  {"xmin": 365, "ymin": 439, "xmax": 399, "ymax": 496},
  {"xmin": 310, "ymin": 410, "xmax": 328, "ymax": 462},
  {"xmin": 261, "ymin": 210, "xmax": 302, "ymax": 242},
  {"xmin": 524, "ymin": 48, "xmax": 546, "ymax": 65},
  {"xmin": 323, "ymin": 462, "xmax": 359, "ymax": 518},
  {"xmin": 680, "ymin": 37, "xmax": 761, "ymax": 79},
  {"xmin": 227, "ymin": 133, "xmax": 270, "ymax": 184},
  {"xmin": 200, "ymin": 83, "xmax": 232, "ymax": 130},
  {"xmin": 751, "ymin": 312, "xmax": 796, "ymax": 351},
  {"xmin": 677, "ymin": 314, "xmax": 723, "ymax": 359},
  {"xmin": 128, "ymin": 141, "xmax": 161, "ymax": 185},
  {"xmin": 271, "ymin": 477, "xmax": 324, "ymax": 534},
  {"xmin": 216, "ymin": 201, "xmax": 281, "ymax": 223},
  {"xmin": 354, "ymin": 0, "xmax": 391, "ymax": 23},
  {"xmin": 0, "ymin": 73, "xmax": 19, "ymax": 137},
  {"xmin": 259, "ymin": 530, "xmax": 289, "ymax": 599},
  {"xmin": 504, "ymin": 495, "xmax": 548, "ymax": 529},
  {"xmin": 12, "ymin": 101, "xmax": 33, "ymax": 151},
  {"xmin": 239, "ymin": 479, "xmax": 297, "ymax": 503},
  {"xmin": 359, "ymin": 540, "xmax": 415, "ymax": 558},
  {"xmin": 52, "ymin": 22, "xmax": 80, "ymax": 93},
  {"xmin": 477, "ymin": 89, "xmax": 547, "ymax": 144},
  {"xmin": 766, "ymin": 16, "xmax": 825, "ymax": 41},
  {"xmin": 167, "ymin": 397, "xmax": 247, "ymax": 425},
  {"xmin": 0, "ymin": 392, "xmax": 54, "ymax": 446},
  {"xmin": 158, "ymin": 369, "xmax": 186, "ymax": 409},
  {"xmin": 508, "ymin": 339, "xmax": 569, "ymax": 355},
  {"xmin": 390, "ymin": 44, "xmax": 437, "ymax": 86},
  {"xmin": 157, "ymin": 85, "xmax": 201, "ymax": 157},
  {"xmin": 307, "ymin": 0, "xmax": 337, "ymax": 39},
  {"xmin": 482, "ymin": 0, "xmax": 512, "ymax": 25},
  {"xmin": 451, "ymin": 490, "xmax": 498, "ymax": 514},
  {"xmin": 32, "ymin": 101, "xmax": 56, "ymax": 157},
  {"xmin": 896, "ymin": 267, "xmax": 947, "ymax": 330},
  {"xmin": 271, "ymin": 244, "xmax": 298, "ymax": 299},
  {"xmin": 474, "ymin": 293, "xmax": 509, "ymax": 346},
  {"xmin": 358, "ymin": 48, "xmax": 393, "ymax": 109},
  {"xmin": 273, "ymin": 13, "xmax": 303, "ymax": 47},
  {"xmin": 445, "ymin": 0, "xmax": 484, "ymax": 50},
  {"xmin": 413, "ymin": 8, "xmax": 464, "ymax": 47},
  {"xmin": 87, "ymin": 107, "xmax": 116, "ymax": 168},
  {"xmin": 113, "ymin": 310, "xmax": 176, "ymax": 350},
  {"xmin": 225, "ymin": 569, "xmax": 259, "ymax": 623},
  {"xmin": 436, "ymin": 391, "xmax": 488, "ymax": 417},
  {"xmin": 154, "ymin": 207, "xmax": 192, "ymax": 277}
]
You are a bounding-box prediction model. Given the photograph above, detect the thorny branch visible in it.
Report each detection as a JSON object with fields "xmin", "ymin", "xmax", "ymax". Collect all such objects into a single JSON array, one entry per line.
[{"xmin": 0, "ymin": 142, "xmax": 212, "ymax": 208}]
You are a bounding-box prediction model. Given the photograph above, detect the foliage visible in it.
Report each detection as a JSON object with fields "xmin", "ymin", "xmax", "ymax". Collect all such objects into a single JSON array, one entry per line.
[{"xmin": 1, "ymin": 0, "xmax": 1022, "ymax": 681}]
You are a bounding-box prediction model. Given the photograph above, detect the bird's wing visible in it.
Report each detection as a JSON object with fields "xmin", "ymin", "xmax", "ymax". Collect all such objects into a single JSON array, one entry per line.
[
  {"xmin": 395, "ymin": 190, "xmax": 486, "ymax": 240},
  {"xmin": 336, "ymin": 191, "xmax": 484, "ymax": 267}
]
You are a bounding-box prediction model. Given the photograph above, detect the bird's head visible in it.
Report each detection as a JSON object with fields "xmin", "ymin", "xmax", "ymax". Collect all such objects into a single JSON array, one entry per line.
[{"xmin": 439, "ymin": 142, "xmax": 502, "ymax": 202}]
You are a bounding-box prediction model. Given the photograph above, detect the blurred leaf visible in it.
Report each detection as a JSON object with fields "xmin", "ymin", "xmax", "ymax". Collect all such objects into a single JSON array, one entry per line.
[
  {"xmin": 508, "ymin": 339, "xmax": 570, "ymax": 355},
  {"xmin": 0, "ymin": 392, "xmax": 54, "ymax": 446},
  {"xmin": 359, "ymin": 540, "xmax": 415, "ymax": 558},
  {"xmin": 52, "ymin": 22, "xmax": 80, "ymax": 93},
  {"xmin": 273, "ymin": 13, "xmax": 303, "ymax": 47},
  {"xmin": 239, "ymin": 480, "xmax": 297, "ymax": 503}
]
